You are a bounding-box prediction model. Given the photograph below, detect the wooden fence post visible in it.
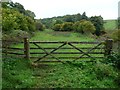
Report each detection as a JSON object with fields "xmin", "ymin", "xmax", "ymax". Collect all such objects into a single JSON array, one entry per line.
[
  {"xmin": 24, "ymin": 37, "xmax": 30, "ymax": 60},
  {"xmin": 104, "ymin": 39, "xmax": 113, "ymax": 56},
  {"xmin": 118, "ymin": 41, "xmax": 120, "ymax": 55}
]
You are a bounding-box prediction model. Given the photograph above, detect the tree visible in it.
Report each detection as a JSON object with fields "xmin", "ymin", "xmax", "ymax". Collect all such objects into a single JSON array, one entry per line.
[
  {"xmin": 52, "ymin": 24, "xmax": 62, "ymax": 31},
  {"xmin": 73, "ymin": 20, "xmax": 96, "ymax": 34},
  {"xmin": 90, "ymin": 16, "xmax": 104, "ymax": 36},
  {"xmin": 2, "ymin": 8, "xmax": 19, "ymax": 32},
  {"xmin": 75, "ymin": 13, "xmax": 82, "ymax": 21},
  {"xmin": 81, "ymin": 12, "xmax": 88, "ymax": 20},
  {"xmin": 54, "ymin": 19, "xmax": 63, "ymax": 24},
  {"xmin": 14, "ymin": 2, "xmax": 26, "ymax": 15},
  {"xmin": 35, "ymin": 19, "xmax": 45, "ymax": 31},
  {"xmin": 2, "ymin": 8, "xmax": 36, "ymax": 33},
  {"xmin": 2, "ymin": 1, "xmax": 35, "ymax": 19},
  {"xmin": 63, "ymin": 15, "xmax": 74, "ymax": 22},
  {"xmin": 61, "ymin": 22, "xmax": 73, "ymax": 31},
  {"xmin": 26, "ymin": 10, "xmax": 36, "ymax": 19},
  {"xmin": 1, "ymin": 1, "xmax": 14, "ymax": 9}
]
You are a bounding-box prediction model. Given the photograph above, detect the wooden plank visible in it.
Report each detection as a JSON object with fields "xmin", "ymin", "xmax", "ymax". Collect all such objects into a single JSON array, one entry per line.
[
  {"xmin": 2, "ymin": 40, "xmax": 23, "ymax": 43},
  {"xmin": 2, "ymin": 47, "xmax": 24, "ymax": 50},
  {"xmin": 33, "ymin": 42, "xmax": 67, "ymax": 63},
  {"xmin": 30, "ymin": 47, "xmax": 104, "ymax": 50},
  {"xmin": 31, "ymin": 56, "xmax": 104, "ymax": 59},
  {"xmin": 2, "ymin": 52, "xmax": 24, "ymax": 55},
  {"xmin": 73, "ymin": 43, "xmax": 103, "ymax": 61},
  {"xmin": 30, "ymin": 52, "xmax": 104, "ymax": 54},
  {"xmin": 29, "ymin": 41, "xmax": 100, "ymax": 44},
  {"xmin": 68, "ymin": 42, "xmax": 92, "ymax": 58},
  {"xmin": 2, "ymin": 54, "xmax": 25, "ymax": 57},
  {"xmin": 33, "ymin": 42, "xmax": 61, "ymax": 62},
  {"xmin": 30, "ymin": 41, "xmax": 65, "ymax": 44}
]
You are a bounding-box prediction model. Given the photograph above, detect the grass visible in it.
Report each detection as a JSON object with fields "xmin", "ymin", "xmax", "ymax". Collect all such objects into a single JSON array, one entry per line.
[
  {"xmin": 30, "ymin": 29, "xmax": 95, "ymax": 41},
  {"xmin": 12, "ymin": 29, "xmax": 104, "ymax": 61},
  {"xmin": 2, "ymin": 56, "xmax": 36, "ymax": 88},
  {"xmin": 104, "ymin": 20, "xmax": 117, "ymax": 31},
  {"xmin": 33, "ymin": 61, "xmax": 119, "ymax": 88},
  {"xmin": 2, "ymin": 29, "xmax": 120, "ymax": 88}
]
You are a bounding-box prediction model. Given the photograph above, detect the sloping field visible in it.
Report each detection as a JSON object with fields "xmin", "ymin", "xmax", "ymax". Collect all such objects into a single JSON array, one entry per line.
[{"xmin": 104, "ymin": 19, "xmax": 117, "ymax": 30}]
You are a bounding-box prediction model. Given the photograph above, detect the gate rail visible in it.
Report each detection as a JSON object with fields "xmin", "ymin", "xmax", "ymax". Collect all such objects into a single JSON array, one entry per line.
[{"xmin": 2, "ymin": 38, "xmax": 113, "ymax": 63}]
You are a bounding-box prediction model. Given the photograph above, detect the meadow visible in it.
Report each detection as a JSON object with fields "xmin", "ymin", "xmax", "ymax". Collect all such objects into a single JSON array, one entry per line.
[
  {"xmin": 2, "ymin": 29, "xmax": 120, "ymax": 88},
  {"xmin": 104, "ymin": 19, "xmax": 117, "ymax": 31},
  {"xmin": 12, "ymin": 29, "xmax": 104, "ymax": 62}
]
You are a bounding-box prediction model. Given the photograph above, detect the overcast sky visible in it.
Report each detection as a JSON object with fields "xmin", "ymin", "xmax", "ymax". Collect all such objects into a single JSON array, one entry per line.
[{"xmin": 11, "ymin": 0, "xmax": 119, "ymax": 20}]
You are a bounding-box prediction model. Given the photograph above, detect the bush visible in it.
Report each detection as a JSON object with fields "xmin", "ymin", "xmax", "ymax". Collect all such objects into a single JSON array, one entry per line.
[
  {"xmin": 111, "ymin": 30, "xmax": 120, "ymax": 42},
  {"xmin": 93, "ymin": 63, "xmax": 117, "ymax": 80},
  {"xmin": 61, "ymin": 22, "xmax": 73, "ymax": 31},
  {"xmin": 73, "ymin": 20, "xmax": 96, "ymax": 34},
  {"xmin": 35, "ymin": 21, "xmax": 45, "ymax": 31},
  {"xmin": 114, "ymin": 73, "xmax": 120, "ymax": 86},
  {"xmin": 73, "ymin": 21, "xmax": 83, "ymax": 33},
  {"xmin": 2, "ymin": 30, "xmax": 30, "ymax": 47},
  {"xmin": 103, "ymin": 54, "xmax": 120, "ymax": 70},
  {"xmin": 3, "ymin": 30, "xmax": 29, "ymax": 40},
  {"xmin": 52, "ymin": 24, "xmax": 62, "ymax": 31}
]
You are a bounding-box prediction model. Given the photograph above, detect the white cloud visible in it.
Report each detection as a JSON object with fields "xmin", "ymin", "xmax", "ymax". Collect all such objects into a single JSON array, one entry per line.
[{"xmin": 11, "ymin": 0, "xmax": 119, "ymax": 20}]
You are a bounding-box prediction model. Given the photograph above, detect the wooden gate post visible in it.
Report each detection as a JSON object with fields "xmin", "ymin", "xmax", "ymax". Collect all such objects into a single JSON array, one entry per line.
[
  {"xmin": 24, "ymin": 37, "xmax": 30, "ymax": 60},
  {"xmin": 104, "ymin": 39, "xmax": 113, "ymax": 56}
]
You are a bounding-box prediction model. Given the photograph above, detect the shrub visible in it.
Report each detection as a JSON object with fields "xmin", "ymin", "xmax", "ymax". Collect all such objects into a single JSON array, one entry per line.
[
  {"xmin": 80, "ymin": 20, "xmax": 96, "ymax": 34},
  {"xmin": 52, "ymin": 24, "xmax": 62, "ymax": 31},
  {"xmin": 111, "ymin": 30, "xmax": 120, "ymax": 42},
  {"xmin": 114, "ymin": 73, "xmax": 120, "ymax": 86},
  {"xmin": 93, "ymin": 62, "xmax": 118, "ymax": 80},
  {"xmin": 2, "ymin": 30, "xmax": 30, "ymax": 47},
  {"xmin": 35, "ymin": 21, "xmax": 45, "ymax": 31},
  {"xmin": 73, "ymin": 21, "xmax": 83, "ymax": 33},
  {"xmin": 90, "ymin": 16, "xmax": 104, "ymax": 36},
  {"xmin": 73, "ymin": 20, "xmax": 96, "ymax": 34},
  {"xmin": 103, "ymin": 53, "xmax": 120, "ymax": 70},
  {"xmin": 61, "ymin": 22, "xmax": 73, "ymax": 31}
]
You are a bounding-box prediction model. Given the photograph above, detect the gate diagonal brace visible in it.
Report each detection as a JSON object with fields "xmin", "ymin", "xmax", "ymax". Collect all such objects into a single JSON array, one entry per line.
[
  {"xmin": 33, "ymin": 42, "xmax": 62, "ymax": 63},
  {"xmin": 73, "ymin": 43, "xmax": 102, "ymax": 61},
  {"xmin": 33, "ymin": 42, "xmax": 59, "ymax": 61},
  {"xmin": 34, "ymin": 42, "xmax": 67, "ymax": 63},
  {"xmin": 68, "ymin": 42, "xmax": 92, "ymax": 58}
]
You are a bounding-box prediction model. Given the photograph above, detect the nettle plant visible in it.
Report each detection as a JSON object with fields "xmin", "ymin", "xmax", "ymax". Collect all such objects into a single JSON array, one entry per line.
[{"xmin": 103, "ymin": 53, "xmax": 120, "ymax": 70}]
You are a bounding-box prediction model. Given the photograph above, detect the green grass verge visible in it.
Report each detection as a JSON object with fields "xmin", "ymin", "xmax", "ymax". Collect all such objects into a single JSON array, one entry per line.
[
  {"xmin": 2, "ymin": 56, "xmax": 36, "ymax": 88},
  {"xmin": 33, "ymin": 61, "xmax": 119, "ymax": 88}
]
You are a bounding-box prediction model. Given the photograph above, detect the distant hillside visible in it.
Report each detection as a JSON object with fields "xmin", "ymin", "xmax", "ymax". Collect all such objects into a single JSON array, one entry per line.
[{"xmin": 104, "ymin": 20, "xmax": 117, "ymax": 30}]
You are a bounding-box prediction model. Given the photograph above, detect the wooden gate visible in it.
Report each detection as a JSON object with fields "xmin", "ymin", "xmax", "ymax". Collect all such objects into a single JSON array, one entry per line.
[
  {"xmin": 2, "ymin": 38, "xmax": 113, "ymax": 63},
  {"xmin": 29, "ymin": 41, "xmax": 105, "ymax": 63}
]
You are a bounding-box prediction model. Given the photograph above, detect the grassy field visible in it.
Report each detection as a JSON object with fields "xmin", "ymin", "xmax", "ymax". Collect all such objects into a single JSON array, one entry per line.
[
  {"xmin": 30, "ymin": 29, "xmax": 95, "ymax": 41},
  {"xmin": 2, "ymin": 29, "xmax": 120, "ymax": 88},
  {"xmin": 104, "ymin": 19, "xmax": 117, "ymax": 31},
  {"xmin": 13, "ymin": 29, "xmax": 104, "ymax": 62}
]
